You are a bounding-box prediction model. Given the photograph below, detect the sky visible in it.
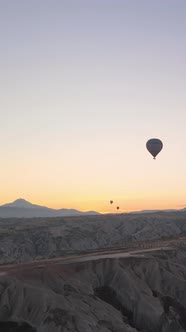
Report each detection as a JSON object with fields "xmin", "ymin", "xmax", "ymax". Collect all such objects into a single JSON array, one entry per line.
[{"xmin": 0, "ymin": 0, "xmax": 186, "ymax": 213}]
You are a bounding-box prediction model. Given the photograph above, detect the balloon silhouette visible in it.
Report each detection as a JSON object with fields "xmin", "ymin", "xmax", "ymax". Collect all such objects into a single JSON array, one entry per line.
[{"xmin": 146, "ymin": 138, "xmax": 163, "ymax": 159}]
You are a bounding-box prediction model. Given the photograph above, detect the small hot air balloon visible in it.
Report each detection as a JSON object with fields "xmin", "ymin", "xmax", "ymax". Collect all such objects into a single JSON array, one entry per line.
[
  {"xmin": 110, "ymin": 200, "xmax": 113, "ymax": 204},
  {"xmin": 146, "ymin": 138, "xmax": 163, "ymax": 159},
  {"xmin": 116, "ymin": 206, "xmax": 119, "ymax": 210}
]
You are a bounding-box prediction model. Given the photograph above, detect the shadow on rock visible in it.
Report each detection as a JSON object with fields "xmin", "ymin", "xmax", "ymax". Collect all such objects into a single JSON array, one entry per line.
[{"xmin": 0, "ymin": 321, "xmax": 36, "ymax": 332}]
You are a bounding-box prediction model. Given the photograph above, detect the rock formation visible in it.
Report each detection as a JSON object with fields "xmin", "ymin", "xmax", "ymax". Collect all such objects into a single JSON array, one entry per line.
[
  {"xmin": 0, "ymin": 211, "xmax": 185, "ymax": 264},
  {"xmin": 0, "ymin": 246, "xmax": 186, "ymax": 331}
]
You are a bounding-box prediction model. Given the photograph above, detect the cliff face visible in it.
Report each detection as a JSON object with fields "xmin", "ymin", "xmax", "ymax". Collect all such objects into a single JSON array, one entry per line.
[
  {"xmin": 0, "ymin": 211, "xmax": 186, "ymax": 264},
  {"xmin": 0, "ymin": 246, "xmax": 186, "ymax": 332}
]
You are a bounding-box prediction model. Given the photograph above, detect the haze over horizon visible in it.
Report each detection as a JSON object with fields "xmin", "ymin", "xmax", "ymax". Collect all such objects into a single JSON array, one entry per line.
[{"xmin": 1, "ymin": 1, "xmax": 186, "ymax": 213}]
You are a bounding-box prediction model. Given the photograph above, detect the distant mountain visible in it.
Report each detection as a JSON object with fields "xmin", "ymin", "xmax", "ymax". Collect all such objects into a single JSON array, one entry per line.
[
  {"xmin": 130, "ymin": 208, "xmax": 186, "ymax": 214},
  {"xmin": 2, "ymin": 198, "xmax": 47, "ymax": 209},
  {"xmin": 0, "ymin": 199, "xmax": 100, "ymax": 218}
]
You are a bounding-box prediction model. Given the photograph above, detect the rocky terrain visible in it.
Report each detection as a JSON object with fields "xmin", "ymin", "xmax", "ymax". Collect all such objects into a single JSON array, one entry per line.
[
  {"xmin": 0, "ymin": 211, "xmax": 186, "ymax": 264},
  {"xmin": 0, "ymin": 211, "xmax": 186, "ymax": 331},
  {"xmin": 0, "ymin": 244, "xmax": 186, "ymax": 331}
]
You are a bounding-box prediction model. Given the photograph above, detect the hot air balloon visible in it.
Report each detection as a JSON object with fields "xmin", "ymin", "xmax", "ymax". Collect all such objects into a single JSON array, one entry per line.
[
  {"xmin": 146, "ymin": 138, "xmax": 163, "ymax": 159},
  {"xmin": 116, "ymin": 206, "xmax": 119, "ymax": 210},
  {"xmin": 110, "ymin": 200, "xmax": 113, "ymax": 204}
]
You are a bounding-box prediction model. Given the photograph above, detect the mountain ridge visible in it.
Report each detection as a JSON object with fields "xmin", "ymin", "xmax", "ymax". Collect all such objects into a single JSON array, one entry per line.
[
  {"xmin": 0, "ymin": 199, "xmax": 100, "ymax": 218},
  {"xmin": 1, "ymin": 199, "xmax": 186, "ymax": 218}
]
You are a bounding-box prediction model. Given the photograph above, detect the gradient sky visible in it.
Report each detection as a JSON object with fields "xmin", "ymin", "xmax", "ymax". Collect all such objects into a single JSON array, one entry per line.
[{"xmin": 0, "ymin": 0, "xmax": 186, "ymax": 212}]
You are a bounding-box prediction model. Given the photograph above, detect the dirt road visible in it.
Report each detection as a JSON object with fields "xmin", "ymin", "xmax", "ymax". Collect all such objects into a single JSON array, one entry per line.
[{"xmin": 0, "ymin": 235, "xmax": 183, "ymax": 276}]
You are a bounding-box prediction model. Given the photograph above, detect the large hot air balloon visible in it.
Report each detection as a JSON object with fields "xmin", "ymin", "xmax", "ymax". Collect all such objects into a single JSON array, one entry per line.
[
  {"xmin": 146, "ymin": 138, "xmax": 163, "ymax": 159},
  {"xmin": 110, "ymin": 200, "xmax": 113, "ymax": 204}
]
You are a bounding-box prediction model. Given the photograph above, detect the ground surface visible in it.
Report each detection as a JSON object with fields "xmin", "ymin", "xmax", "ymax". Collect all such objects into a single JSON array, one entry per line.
[
  {"xmin": 0, "ymin": 212, "xmax": 186, "ymax": 331},
  {"xmin": 0, "ymin": 211, "xmax": 186, "ymax": 264}
]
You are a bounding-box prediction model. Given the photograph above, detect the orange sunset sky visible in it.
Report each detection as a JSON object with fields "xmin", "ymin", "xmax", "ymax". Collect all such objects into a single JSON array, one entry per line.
[{"xmin": 1, "ymin": 1, "xmax": 186, "ymax": 213}]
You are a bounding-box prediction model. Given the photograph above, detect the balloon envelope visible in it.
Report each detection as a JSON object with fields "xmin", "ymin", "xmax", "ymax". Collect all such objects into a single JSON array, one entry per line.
[
  {"xmin": 110, "ymin": 200, "xmax": 113, "ymax": 204},
  {"xmin": 146, "ymin": 138, "xmax": 163, "ymax": 159},
  {"xmin": 116, "ymin": 206, "xmax": 119, "ymax": 210}
]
